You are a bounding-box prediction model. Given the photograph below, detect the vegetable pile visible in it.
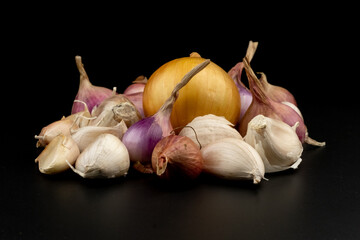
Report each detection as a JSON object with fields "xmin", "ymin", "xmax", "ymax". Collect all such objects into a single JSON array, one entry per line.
[{"xmin": 34, "ymin": 41, "xmax": 325, "ymax": 184}]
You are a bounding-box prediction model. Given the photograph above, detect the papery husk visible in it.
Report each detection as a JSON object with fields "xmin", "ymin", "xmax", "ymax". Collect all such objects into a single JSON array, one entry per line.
[{"xmin": 151, "ymin": 135, "xmax": 203, "ymax": 179}]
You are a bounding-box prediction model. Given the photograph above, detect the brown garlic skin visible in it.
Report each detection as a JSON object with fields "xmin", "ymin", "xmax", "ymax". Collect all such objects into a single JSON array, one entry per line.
[{"xmin": 151, "ymin": 135, "xmax": 203, "ymax": 180}]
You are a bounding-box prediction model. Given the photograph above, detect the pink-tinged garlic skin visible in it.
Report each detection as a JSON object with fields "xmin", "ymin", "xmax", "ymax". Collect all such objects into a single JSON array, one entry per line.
[
  {"xmin": 257, "ymin": 72, "xmax": 297, "ymax": 106},
  {"xmin": 151, "ymin": 135, "xmax": 203, "ymax": 180},
  {"xmin": 124, "ymin": 83, "xmax": 146, "ymax": 95},
  {"xmin": 228, "ymin": 62, "xmax": 253, "ymax": 121},
  {"xmin": 123, "ymin": 75, "xmax": 147, "ymax": 95},
  {"xmin": 71, "ymin": 86, "xmax": 113, "ymax": 114},
  {"xmin": 71, "ymin": 56, "xmax": 114, "ymax": 114}
]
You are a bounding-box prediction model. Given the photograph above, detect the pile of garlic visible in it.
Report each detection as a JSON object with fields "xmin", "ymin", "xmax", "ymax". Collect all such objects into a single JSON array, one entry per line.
[{"xmin": 34, "ymin": 47, "xmax": 325, "ymax": 183}]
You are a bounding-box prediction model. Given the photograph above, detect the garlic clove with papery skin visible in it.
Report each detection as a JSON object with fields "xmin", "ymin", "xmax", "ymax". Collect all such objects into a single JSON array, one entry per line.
[
  {"xmin": 179, "ymin": 114, "xmax": 243, "ymax": 148},
  {"xmin": 35, "ymin": 134, "xmax": 80, "ymax": 174},
  {"xmin": 201, "ymin": 138, "xmax": 266, "ymax": 184},
  {"xmin": 71, "ymin": 121, "xmax": 127, "ymax": 152},
  {"xmin": 244, "ymin": 115, "xmax": 303, "ymax": 173},
  {"xmin": 67, "ymin": 133, "xmax": 130, "ymax": 178}
]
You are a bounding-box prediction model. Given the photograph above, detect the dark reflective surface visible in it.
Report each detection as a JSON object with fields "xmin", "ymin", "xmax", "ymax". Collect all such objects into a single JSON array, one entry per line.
[{"xmin": 5, "ymin": 13, "xmax": 359, "ymax": 240}]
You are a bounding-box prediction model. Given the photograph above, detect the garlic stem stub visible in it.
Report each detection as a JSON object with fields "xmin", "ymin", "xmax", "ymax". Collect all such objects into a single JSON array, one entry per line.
[
  {"xmin": 201, "ymin": 138, "xmax": 266, "ymax": 184},
  {"xmin": 244, "ymin": 115, "xmax": 303, "ymax": 173}
]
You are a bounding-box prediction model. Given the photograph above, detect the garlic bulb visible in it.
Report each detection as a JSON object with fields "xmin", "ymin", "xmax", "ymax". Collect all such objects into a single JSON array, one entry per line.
[
  {"xmin": 178, "ymin": 114, "xmax": 242, "ymax": 148},
  {"xmin": 35, "ymin": 134, "xmax": 80, "ymax": 174},
  {"xmin": 201, "ymin": 138, "xmax": 266, "ymax": 184},
  {"xmin": 71, "ymin": 121, "xmax": 127, "ymax": 152},
  {"xmin": 244, "ymin": 115, "xmax": 303, "ymax": 173},
  {"xmin": 67, "ymin": 133, "xmax": 130, "ymax": 178}
]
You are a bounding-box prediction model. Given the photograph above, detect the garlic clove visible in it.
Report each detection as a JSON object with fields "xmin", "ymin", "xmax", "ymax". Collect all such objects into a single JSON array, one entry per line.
[
  {"xmin": 179, "ymin": 114, "xmax": 243, "ymax": 148},
  {"xmin": 244, "ymin": 115, "xmax": 303, "ymax": 173},
  {"xmin": 67, "ymin": 133, "xmax": 130, "ymax": 178},
  {"xmin": 201, "ymin": 138, "xmax": 266, "ymax": 184},
  {"xmin": 71, "ymin": 121, "xmax": 127, "ymax": 152},
  {"xmin": 35, "ymin": 134, "xmax": 80, "ymax": 174},
  {"xmin": 35, "ymin": 115, "xmax": 79, "ymax": 148}
]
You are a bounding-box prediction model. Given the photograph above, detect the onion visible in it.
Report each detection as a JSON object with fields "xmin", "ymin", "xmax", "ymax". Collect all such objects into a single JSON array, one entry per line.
[{"xmin": 143, "ymin": 53, "xmax": 240, "ymax": 128}]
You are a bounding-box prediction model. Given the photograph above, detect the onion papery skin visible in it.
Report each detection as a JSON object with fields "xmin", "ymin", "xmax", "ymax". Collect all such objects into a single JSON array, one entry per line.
[
  {"xmin": 143, "ymin": 57, "xmax": 240, "ymax": 128},
  {"xmin": 151, "ymin": 135, "xmax": 203, "ymax": 180}
]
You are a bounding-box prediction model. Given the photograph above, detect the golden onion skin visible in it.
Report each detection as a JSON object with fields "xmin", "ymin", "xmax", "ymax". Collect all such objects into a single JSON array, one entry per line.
[{"xmin": 143, "ymin": 57, "xmax": 240, "ymax": 128}]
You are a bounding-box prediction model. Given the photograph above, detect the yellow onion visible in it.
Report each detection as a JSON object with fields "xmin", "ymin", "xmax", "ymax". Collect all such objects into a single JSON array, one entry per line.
[{"xmin": 143, "ymin": 54, "xmax": 240, "ymax": 128}]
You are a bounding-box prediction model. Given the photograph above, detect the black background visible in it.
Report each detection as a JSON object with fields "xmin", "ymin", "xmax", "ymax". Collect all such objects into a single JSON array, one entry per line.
[{"xmin": 3, "ymin": 5, "xmax": 360, "ymax": 240}]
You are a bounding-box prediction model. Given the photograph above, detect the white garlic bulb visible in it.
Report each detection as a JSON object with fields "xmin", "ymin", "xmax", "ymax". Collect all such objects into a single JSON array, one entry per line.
[
  {"xmin": 35, "ymin": 134, "xmax": 80, "ymax": 174},
  {"xmin": 201, "ymin": 138, "xmax": 266, "ymax": 184},
  {"xmin": 67, "ymin": 133, "xmax": 130, "ymax": 178},
  {"xmin": 179, "ymin": 114, "xmax": 243, "ymax": 148},
  {"xmin": 244, "ymin": 114, "xmax": 303, "ymax": 173},
  {"xmin": 71, "ymin": 121, "xmax": 127, "ymax": 152}
]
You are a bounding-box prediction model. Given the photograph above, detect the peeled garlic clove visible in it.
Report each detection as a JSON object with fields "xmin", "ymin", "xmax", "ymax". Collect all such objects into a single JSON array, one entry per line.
[
  {"xmin": 71, "ymin": 121, "xmax": 127, "ymax": 152},
  {"xmin": 67, "ymin": 133, "xmax": 130, "ymax": 178},
  {"xmin": 179, "ymin": 114, "xmax": 243, "ymax": 148},
  {"xmin": 35, "ymin": 134, "xmax": 80, "ymax": 174},
  {"xmin": 244, "ymin": 115, "xmax": 303, "ymax": 173},
  {"xmin": 201, "ymin": 138, "xmax": 266, "ymax": 184}
]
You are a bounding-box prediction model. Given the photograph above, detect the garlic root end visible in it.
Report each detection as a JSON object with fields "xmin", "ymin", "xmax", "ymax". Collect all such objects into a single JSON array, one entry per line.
[
  {"xmin": 304, "ymin": 136, "xmax": 326, "ymax": 147},
  {"xmin": 66, "ymin": 160, "xmax": 86, "ymax": 178}
]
